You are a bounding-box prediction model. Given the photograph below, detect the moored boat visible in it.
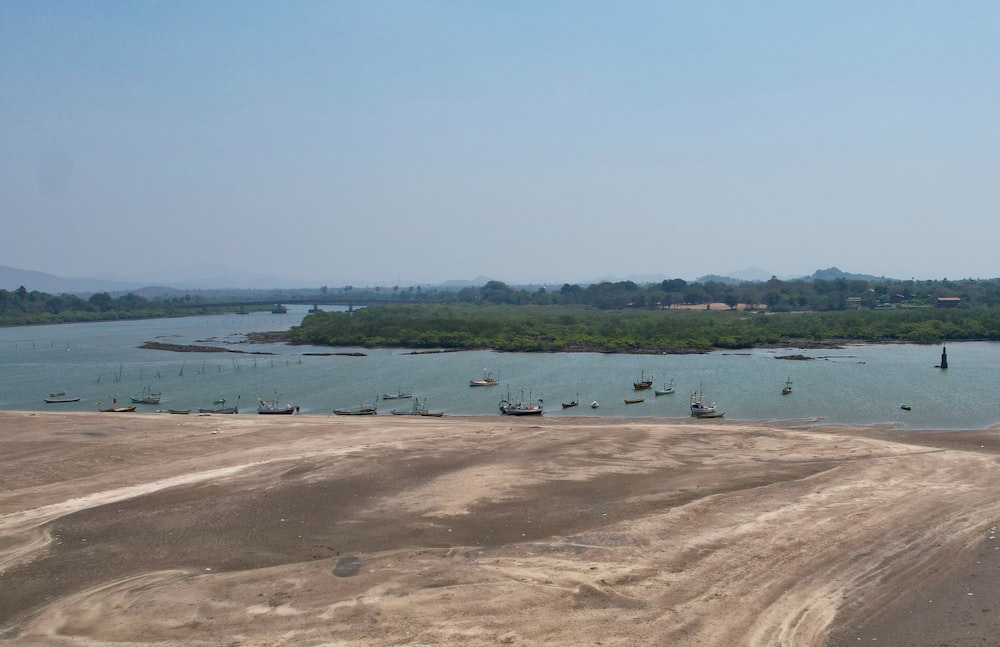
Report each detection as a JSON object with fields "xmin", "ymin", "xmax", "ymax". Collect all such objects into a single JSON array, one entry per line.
[
  {"xmin": 381, "ymin": 389, "xmax": 413, "ymax": 400},
  {"xmin": 690, "ymin": 384, "xmax": 724, "ymax": 418},
  {"xmin": 470, "ymin": 370, "xmax": 499, "ymax": 387},
  {"xmin": 257, "ymin": 396, "xmax": 298, "ymax": 414},
  {"xmin": 633, "ymin": 371, "xmax": 653, "ymax": 390},
  {"xmin": 654, "ymin": 378, "xmax": 675, "ymax": 396},
  {"xmin": 199, "ymin": 395, "xmax": 239, "ymax": 414},
  {"xmin": 499, "ymin": 388, "xmax": 543, "ymax": 415},
  {"xmin": 44, "ymin": 394, "xmax": 81, "ymax": 403},
  {"xmin": 198, "ymin": 406, "xmax": 238, "ymax": 414},
  {"xmin": 562, "ymin": 394, "xmax": 579, "ymax": 409},
  {"xmin": 782, "ymin": 377, "xmax": 793, "ymax": 395},
  {"xmin": 391, "ymin": 397, "xmax": 440, "ymax": 416},
  {"xmin": 130, "ymin": 387, "xmax": 162, "ymax": 405},
  {"xmin": 624, "ymin": 396, "xmax": 645, "ymax": 404},
  {"xmin": 168, "ymin": 409, "xmax": 191, "ymax": 415},
  {"xmin": 334, "ymin": 405, "xmax": 378, "ymax": 415},
  {"xmin": 100, "ymin": 405, "xmax": 137, "ymax": 413}
]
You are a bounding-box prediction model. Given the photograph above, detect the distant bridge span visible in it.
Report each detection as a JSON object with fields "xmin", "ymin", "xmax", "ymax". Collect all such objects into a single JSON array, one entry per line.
[{"xmin": 173, "ymin": 298, "xmax": 443, "ymax": 310}]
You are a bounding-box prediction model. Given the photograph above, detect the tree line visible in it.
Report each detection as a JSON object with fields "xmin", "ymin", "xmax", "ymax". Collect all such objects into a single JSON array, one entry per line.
[
  {"xmin": 0, "ymin": 286, "xmax": 231, "ymax": 326},
  {"xmin": 288, "ymin": 303, "xmax": 1000, "ymax": 352},
  {"xmin": 453, "ymin": 277, "xmax": 1000, "ymax": 311}
]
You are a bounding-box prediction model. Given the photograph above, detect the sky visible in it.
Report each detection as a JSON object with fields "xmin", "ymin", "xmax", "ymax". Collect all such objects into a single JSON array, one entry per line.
[{"xmin": 2, "ymin": 1, "xmax": 999, "ymax": 287}]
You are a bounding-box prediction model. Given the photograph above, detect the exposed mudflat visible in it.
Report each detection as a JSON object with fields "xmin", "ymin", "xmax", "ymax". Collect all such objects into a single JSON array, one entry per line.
[{"xmin": 2, "ymin": 411, "xmax": 1000, "ymax": 646}]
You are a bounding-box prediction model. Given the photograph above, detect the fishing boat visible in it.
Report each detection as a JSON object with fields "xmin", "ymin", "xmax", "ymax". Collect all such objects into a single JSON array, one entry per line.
[
  {"xmin": 381, "ymin": 389, "xmax": 413, "ymax": 400},
  {"xmin": 100, "ymin": 405, "xmax": 136, "ymax": 413},
  {"xmin": 44, "ymin": 394, "xmax": 81, "ymax": 403},
  {"xmin": 562, "ymin": 394, "xmax": 579, "ymax": 409},
  {"xmin": 257, "ymin": 396, "xmax": 298, "ymax": 415},
  {"xmin": 198, "ymin": 406, "xmax": 238, "ymax": 414},
  {"xmin": 271, "ymin": 304, "xmax": 288, "ymax": 314},
  {"xmin": 498, "ymin": 388, "xmax": 543, "ymax": 416},
  {"xmin": 198, "ymin": 396, "xmax": 239, "ymax": 414},
  {"xmin": 633, "ymin": 371, "xmax": 653, "ymax": 390},
  {"xmin": 654, "ymin": 378, "xmax": 675, "ymax": 396},
  {"xmin": 391, "ymin": 397, "xmax": 441, "ymax": 416},
  {"xmin": 624, "ymin": 396, "xmax": 645, "ymax": 405},
  {"xmin": 469, "ymin": 370, "xmax": 499, "ymax": 387},
  {"xmin": 130, "ymin": 387, "xmax": 161, "ymax": 405},
  {"xmin": 782, "ymin": 377, "xmax": 793, "ymax": 395},
  {"xmin": 690, "ymin": 385, "xmax": 724, "ymax": 418},
  {"xmin": 334, "ymin": 404, "xmax": 378, "ymax": 415}
]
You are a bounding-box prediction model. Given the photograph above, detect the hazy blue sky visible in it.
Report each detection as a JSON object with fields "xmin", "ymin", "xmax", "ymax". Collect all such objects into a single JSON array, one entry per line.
[{"xmin": 3, "ymin": 1, "xmax": 998, "ymax": 286}]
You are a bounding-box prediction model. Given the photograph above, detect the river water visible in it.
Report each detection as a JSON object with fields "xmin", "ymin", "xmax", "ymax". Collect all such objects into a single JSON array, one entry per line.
[{"xmin": 1, "ymin": 306, "xmax": 995, "ymax": 429}]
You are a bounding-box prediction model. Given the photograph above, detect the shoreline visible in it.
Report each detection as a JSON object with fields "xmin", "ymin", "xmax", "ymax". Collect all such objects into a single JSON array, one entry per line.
[{"xmin": 3, "ymin": 412, "xmax": 1000, "ymax": 645}]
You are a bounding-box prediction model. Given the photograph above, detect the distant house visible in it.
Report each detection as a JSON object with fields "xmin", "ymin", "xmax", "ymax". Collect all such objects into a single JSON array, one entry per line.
[
  {"xmin": 874, "ymin": 303, "xmax": 896, "ymax": 310},
  {"xmin": 936, "ymin": 297, "xmax": 961, "ymax": 308},
  {"xmin": 846, "ymin": 297, "xmax": 863, "ymax": 309}
]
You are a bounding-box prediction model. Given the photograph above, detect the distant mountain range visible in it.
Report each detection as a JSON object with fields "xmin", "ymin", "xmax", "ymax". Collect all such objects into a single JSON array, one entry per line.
[{"xmin": 0, "ymin": 264, "xmax": 924, "ymax": 296}]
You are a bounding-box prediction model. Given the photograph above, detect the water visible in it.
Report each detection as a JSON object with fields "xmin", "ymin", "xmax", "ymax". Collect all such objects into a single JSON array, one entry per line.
[{"xmin": 0, "ymin": 307, "xmax": 995, "ymax": 429}]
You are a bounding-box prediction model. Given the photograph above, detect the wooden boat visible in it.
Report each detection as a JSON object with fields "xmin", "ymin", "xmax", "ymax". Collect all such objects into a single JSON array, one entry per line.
[
  {"xmin": 498, "ymin": 388, "xmax": 543, "ymax": 416},
  {"xmin": 168, "ymin": 409, "xmax": 191, "ymax": 415},
  {"xmin": 44, "ymin": 395, "xmax": 81, "ymax": 403},
  {"xmin": 100, "ymin": 405, "xmax": 136, "ymax": 413},
  {"xmin": 391, "ymin": 397, "xmax": 441, "ymax": 416},
  {"xmin": 334, "ymin": 405, "xmax": 377, "ymax": 416},
  {"xmin": 199, "ymin": 397, "xmax": 239, "ymax": 414},
  {"xmin": 198, "ymin": 406, "xmax": 238, "ymax": 414},
  {"xmin": 654, "ymin": 378, "xmax": 675, "ymax": 396},
  {"xmin": 690, "ymin": 385, "xmax": 724, "ymax": 418},
  {"xmin": 562, "ymin": 394, "xmax": 579, "ymax": 409},
  {"xmin": 624, "ymin": 396, "xmax": 645, "ymax": 404},
  {"xmin": 633, "ymin": 371, "xmax": 653, "ymax": 390},
  {"xmin": 130, "ymin": 387, "xmax": 161, "ymax": 405},
  {"xmin": 782, "ymin": 377, "xmax": 793, "ymax": 395},
  {"xmin": 257, "ymin": 397, "xmax": 298, "ymax": 414},
  {"xmin": 470, "ymin": 370, "xmax": 499, "ymax": 387}
]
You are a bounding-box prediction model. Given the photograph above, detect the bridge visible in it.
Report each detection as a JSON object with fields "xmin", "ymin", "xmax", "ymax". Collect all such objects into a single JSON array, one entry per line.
[{"xmin": 172, "ymin": 298, "xmax": 442, "ymax": 310}]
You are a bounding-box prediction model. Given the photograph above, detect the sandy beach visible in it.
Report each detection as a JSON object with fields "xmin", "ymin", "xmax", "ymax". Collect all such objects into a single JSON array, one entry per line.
[{"xmin": 2, "ymin": 411, "xmax": 1000, "ymax": 646}]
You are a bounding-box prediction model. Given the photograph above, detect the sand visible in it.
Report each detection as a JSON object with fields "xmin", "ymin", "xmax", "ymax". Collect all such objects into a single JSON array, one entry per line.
[{"xmin": 2, "ymin": 411, "xmax": 1000, "ymax": 646}]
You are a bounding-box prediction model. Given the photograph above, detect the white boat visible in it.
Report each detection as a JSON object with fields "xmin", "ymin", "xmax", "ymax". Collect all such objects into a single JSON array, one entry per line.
[
  {"xmin": 498, "ymin": 388, "xmax": 543, "ymax": 416},
  {"xmin": 257, "ymin": 395, "xmax": 298, "ymax": 415},
  {"xmin": 654, "ymin": 378, "xmax": 675, "ymax": 396},
  {"xmin": 690, "ymin": 385, "xmax": 723, "ymax": 418},
  {"xmin": 782, "ymin": 377, "xmax": 793, "ymax": 395}
]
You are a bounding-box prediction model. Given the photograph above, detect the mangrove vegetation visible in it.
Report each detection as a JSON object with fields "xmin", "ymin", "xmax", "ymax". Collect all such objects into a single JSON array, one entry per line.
[{"xmin": 288, "ymin": 304, "xmax": 1000, "ymax": 353}]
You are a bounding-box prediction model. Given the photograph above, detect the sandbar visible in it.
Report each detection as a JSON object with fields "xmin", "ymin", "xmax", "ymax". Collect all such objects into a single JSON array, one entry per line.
[{"xmin": 2, "ymin": 411, "xmax": 1000, "ymax": 646}]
